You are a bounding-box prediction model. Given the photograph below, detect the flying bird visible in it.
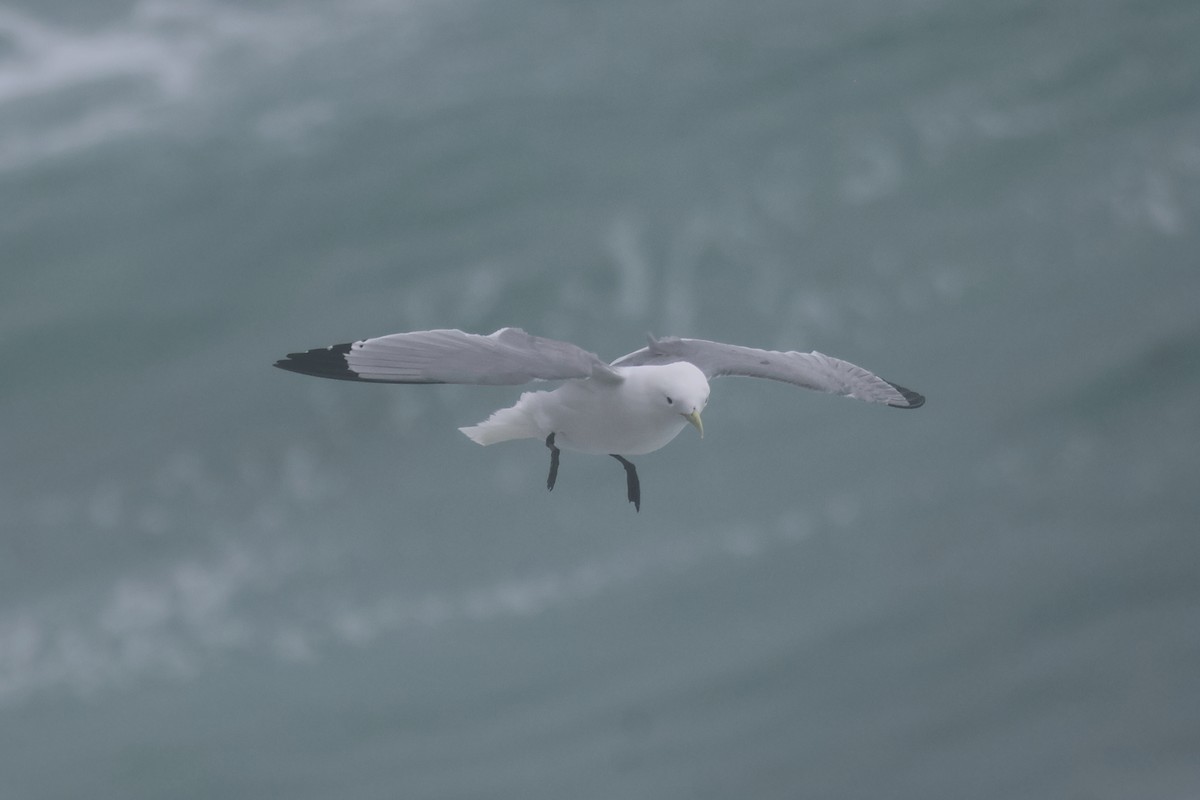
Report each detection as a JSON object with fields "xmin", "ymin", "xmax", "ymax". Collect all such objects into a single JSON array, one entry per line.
[{"xmin": 274, "ymin": 327, "xmax": 924, "ymax": 511}]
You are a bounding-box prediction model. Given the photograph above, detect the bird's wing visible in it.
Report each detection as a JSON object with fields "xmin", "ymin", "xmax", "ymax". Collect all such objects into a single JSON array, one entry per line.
[
  {"xmin": 612, "ymin": 336, "xmax": 924, "ymax": 408},
  {"xmin": 275, "ymin": 327, "xmax": 620, "ymax": 385}
]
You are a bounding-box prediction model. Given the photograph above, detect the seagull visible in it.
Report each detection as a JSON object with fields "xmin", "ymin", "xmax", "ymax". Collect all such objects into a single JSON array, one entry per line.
[{"xmin": 274, "ymin": 327, "xmax": 924, "ymax": 511}]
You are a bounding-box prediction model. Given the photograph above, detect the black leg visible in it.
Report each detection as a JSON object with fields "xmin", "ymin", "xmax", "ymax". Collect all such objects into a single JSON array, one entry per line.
[
  {"xmin": 545, "ymin": 433, "xmax": 560, "ymax": 491},
  {"xmin": 610, "ymin": 454, "xmax": 640, "ymax": 512}
]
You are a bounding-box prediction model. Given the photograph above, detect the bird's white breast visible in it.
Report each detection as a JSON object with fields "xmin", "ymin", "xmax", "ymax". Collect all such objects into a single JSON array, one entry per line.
[{"xmin": 539, "ymin": 364, "xmax": 705, "ymax": 456}]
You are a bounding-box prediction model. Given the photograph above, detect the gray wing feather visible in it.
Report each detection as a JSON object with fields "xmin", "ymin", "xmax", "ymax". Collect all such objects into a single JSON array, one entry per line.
[
  {"xmin": 612, "ymin": 336, "xmax": 924, "ymax": 408},
  {"xmin": 276, "ymin": 327, "xmax": 619, "ymax": 385}
]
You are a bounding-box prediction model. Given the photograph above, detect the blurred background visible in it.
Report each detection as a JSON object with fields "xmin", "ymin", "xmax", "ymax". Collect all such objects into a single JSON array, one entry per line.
[{"xmin": 2, "ymin": 0, "xmax": 1198, "ymax": 797}]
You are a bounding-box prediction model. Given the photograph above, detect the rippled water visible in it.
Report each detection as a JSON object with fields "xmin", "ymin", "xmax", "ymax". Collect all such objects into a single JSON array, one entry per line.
[{"xmin": 2, "ymin": 1, "xmax": 1199, "ymax": 797}]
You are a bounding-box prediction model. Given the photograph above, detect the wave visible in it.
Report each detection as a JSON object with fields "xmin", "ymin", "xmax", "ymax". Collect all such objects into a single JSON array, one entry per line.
[
  {"xmin": 0, "ymin": 505, "xmax": 819, "ymax": 707},
  {"xmin": 0, "ymin": 0, "xmax": 409, "ymax": 171}
]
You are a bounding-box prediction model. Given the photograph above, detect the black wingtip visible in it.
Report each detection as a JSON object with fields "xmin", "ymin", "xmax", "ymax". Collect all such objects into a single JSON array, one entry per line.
[
  {"xmin": 274, "ymin": 342, "xmax": 364, "ymax": 381},
  {"xmin": 886, "ymin": 382, "xmax": 925, "ymax": 409}
]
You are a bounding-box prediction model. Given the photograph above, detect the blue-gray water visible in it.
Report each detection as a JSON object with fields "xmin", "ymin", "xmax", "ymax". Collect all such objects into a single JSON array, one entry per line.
[{"xmin": 3, "ymin": 0, "xmax": 1199, "ymax": 797}]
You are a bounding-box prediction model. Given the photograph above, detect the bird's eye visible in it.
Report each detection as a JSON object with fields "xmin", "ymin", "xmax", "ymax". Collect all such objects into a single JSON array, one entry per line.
[{"xmin": 665, "ymin": 396, "xmax": 674, "ymax": 405}]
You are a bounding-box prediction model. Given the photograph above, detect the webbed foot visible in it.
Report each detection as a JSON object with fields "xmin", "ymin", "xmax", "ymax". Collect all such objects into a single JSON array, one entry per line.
[
  {"xmin": 545, "ymin": 433, "xmax": 560, "ymax": 491},
  {"xmin": 609, "ymin": 454, "xmax": 640, "ymax": 512}
]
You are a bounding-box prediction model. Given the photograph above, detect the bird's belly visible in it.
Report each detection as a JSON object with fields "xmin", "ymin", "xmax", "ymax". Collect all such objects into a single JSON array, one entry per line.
[
  {"xmin": 540, "ymin": 379, "xmax": 691, "ymax": 456},
  {"xmin": 549, "ymin": 407, "xmax": 691, "ymax": 455},
  {"xmin": 555, "ymin": 418, "xmax": 687, "ymax": 455}
]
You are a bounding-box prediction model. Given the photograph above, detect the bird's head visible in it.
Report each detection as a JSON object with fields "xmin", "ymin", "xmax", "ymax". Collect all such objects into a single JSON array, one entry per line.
[{"xmin": 647, "ymin": 361, "xmax": 709, "ymax": 438}]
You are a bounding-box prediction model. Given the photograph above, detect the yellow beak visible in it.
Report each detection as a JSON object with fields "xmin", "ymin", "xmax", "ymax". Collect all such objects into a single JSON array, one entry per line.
[{"xmin": 684, "ymin": 410, "xmax": 703, "ymax": 438}]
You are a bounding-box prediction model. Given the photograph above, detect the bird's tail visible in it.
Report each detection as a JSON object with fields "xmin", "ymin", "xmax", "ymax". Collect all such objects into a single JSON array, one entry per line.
[{"xmin": 458, "ymin": 394, "xmax": 543, "ymax": 446}]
